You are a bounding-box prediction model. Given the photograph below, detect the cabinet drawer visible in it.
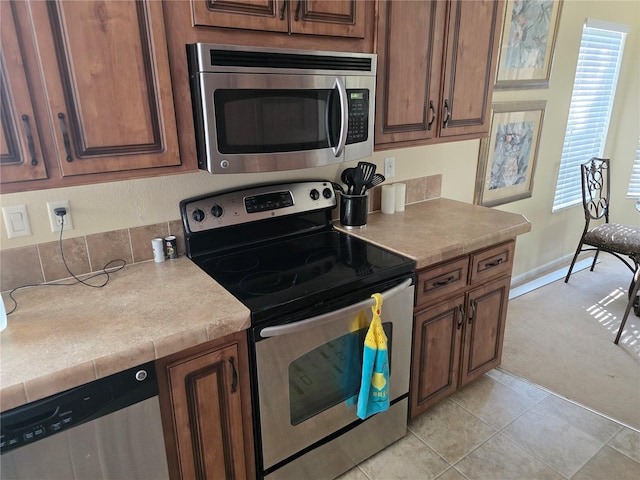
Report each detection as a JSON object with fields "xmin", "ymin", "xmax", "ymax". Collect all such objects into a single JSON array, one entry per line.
[
  {"xmin": 469, "ymin": 241, "xmax": 514, "ymax": 285},
  {"xmin": 415, "ymin": 257, "xmax": 469, "ymax": 307}
]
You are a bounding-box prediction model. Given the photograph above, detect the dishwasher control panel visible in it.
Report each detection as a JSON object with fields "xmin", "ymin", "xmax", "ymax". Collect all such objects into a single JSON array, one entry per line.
[{"xmin": 0, "ymin": 361, "xmax": 157, "ymax": 453}]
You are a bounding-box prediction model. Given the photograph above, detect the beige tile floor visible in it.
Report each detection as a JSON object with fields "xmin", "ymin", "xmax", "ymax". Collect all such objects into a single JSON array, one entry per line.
[{"xmin": 339, "ymin": 368, "xmax": 640, "ymax": 480}]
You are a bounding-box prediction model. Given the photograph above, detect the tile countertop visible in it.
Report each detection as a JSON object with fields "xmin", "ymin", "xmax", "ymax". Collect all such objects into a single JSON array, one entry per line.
[
  {"xmin": 335, "ymin": 198, "xmax": 531, "ymax": 270},
  {"xmin": 0, "ymin": 257, "xmax": 251, "ymax": 412},
  {"xmin": 0, "ymin": 198, "xmax": 530, "ymax": 412}
]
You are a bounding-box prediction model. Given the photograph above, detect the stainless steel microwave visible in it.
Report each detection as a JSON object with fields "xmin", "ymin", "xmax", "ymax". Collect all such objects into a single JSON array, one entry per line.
[{"xmin": 187, "ymin": 43, "xmax": 377, "ymax": 174}]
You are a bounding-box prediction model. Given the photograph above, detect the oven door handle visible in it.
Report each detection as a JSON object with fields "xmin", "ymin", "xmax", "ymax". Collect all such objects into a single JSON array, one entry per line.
[{"xmin": 259, "ymin": 277, "xmax": 413, "ymax": 338}]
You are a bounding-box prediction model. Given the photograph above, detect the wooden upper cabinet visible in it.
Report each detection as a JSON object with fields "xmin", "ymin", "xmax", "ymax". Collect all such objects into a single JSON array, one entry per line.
[
  {"xmin": 375, "ymin": 0, "xmax": 503, "ymax": 150},
  {"xmin": 191, "ymin": 0, "xmax": 365, "ymax": 38},
  {"xmin": 290, "ymin": 0, "xmax": 365, "ymax": 38},
  {"xmin": 439, "ymin": 0, "xmax": 503, "ymax": 138},
  {"xmin": 2, "ymin": 0, "xmax": 183, "ymax": 190},
  {"xmin": 27, "ymin": 0, "xmax": 180, "ymax": 176},
  {"xmin": 375, "ymin": 0, "xmax": 445, "ymax": 145},
  {"xmin": 192, "ymin": 0, "xmax": 289, "ymax": 33},
  {"xmin": 0, "ymin": 1, "xmax": 48, "ymax": 184}
]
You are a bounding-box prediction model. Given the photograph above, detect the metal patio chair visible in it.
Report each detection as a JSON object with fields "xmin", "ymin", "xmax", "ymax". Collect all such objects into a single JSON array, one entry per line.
[{"xmin": 563, "ymin": 157, "xmax": 640, "ymax": 343}]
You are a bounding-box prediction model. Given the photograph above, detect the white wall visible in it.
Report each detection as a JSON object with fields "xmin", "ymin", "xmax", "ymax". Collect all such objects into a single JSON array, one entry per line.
[{"xmin": 1, "ymin": 0, "xmax": 639, "ymax": 281}]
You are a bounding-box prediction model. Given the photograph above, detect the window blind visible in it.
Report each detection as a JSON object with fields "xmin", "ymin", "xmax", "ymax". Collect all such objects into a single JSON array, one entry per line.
[
  {"xmin": 552, "ymin": 21, "xmax": 628, "ymax": 212},
  {"xmin": 627, "ymin": 137, "xmax": 640, "ymax": 198}
]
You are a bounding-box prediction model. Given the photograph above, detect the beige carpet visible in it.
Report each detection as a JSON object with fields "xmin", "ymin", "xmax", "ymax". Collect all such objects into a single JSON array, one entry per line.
[{"xmin": 501, "ymin": 254, "xmax": 640, "ymax": 430}]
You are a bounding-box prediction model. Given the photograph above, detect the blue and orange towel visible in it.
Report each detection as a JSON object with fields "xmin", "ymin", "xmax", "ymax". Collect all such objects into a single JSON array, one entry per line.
[{"xmin": 356, "ymin": 293, "xmax": 390, "ymax": 420}]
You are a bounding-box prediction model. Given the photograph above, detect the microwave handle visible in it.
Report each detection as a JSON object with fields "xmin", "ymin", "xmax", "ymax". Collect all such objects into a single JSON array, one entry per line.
[
  {"xmin": 259, "ymin": 278, "xmax": 412, "ymax": 338},
  {"xmin": 332, "ymin": 77, "xmax": 348, "ymax": 158}
]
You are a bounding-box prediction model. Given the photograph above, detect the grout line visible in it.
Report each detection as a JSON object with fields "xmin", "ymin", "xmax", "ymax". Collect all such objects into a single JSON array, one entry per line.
[
  {"xmin": 569, "ymin": 444, "xmax": 608, "ymax": 479},
  {"xmin": 404, "ymin": 429, "xmax": 455, "ymax": 475},
  {"xmin": 498, "ymin": 368, "xmax": 640, "ymax": 433},
  {"xmin": 35, "ymin": 243, "xmax": 46, "ymax": 284}
]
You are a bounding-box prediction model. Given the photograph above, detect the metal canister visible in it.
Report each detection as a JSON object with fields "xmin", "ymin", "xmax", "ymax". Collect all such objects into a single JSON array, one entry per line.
[
  {"xmin": 164, "ymin": 235, "xmax": 178, "ymax": 259},
  {"xmin": 152, "ymin": 238, "xmax": 165, "ymax": 263}
]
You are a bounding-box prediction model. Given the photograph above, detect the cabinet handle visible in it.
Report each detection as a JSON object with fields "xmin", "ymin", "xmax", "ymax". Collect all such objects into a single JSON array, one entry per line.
[
  {"xmin": 484, "ymin": 258, "xmax": 504, "ymax": 268},
  {"xmin": 294, "ymin": 0, "xmax": 302, "ymax": 21},
  {"xmin": 457, "ymin": 305, "xmax": 464, "ymax": 329},
  {"xmin": 427, "ymin": 101, "xmax": 435, "ymax": 130},
  {"xmin": 20, "ymin": 114, "xmax": 38, "ymax": 166},
  {"xmin": 57, "ymin": 112, "xmax": 73, "ymax": 162},
  {"xmin": 229, "ymin": 356, "xmax": 238, "ymax": 394},
  {"xmin": 468, "ymin": 300, "xmax": 476, "ymax": 324},
  {"xmin": 433, "ymin": 275, "xmax": 455, "ymax": 287},
  {"xmin": 279, "ymin": 0, "xmax": 286, "ymax": 20},
  {"xmin": 442, "ymin": 99, "xmax": 450, "ymax": 128}
]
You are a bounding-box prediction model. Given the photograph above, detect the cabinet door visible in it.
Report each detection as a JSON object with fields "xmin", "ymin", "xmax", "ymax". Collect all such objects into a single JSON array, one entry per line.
[
  {"xmin": 159, "ymin": 341, "xmax": 249, "ymax": 480},
  {"xmin": 289, "ymin": 0, "xmax": 365, "ymax": 38},
  {"xmin": 375, "ymin": 0, "xmax": 445, "ymax": 146},
  {"xmin": 0, "ymin": 1, "xmax": 48, "ymax": 184},
  {"xmin": 26, "ymin": 0, "xmax": 180, "ymax": 176},
  {"xmin": 191, "ymin": 0, "xmax": 288, "ymax": 32},
  {"xmin": 439, "ymin": 0, "xmax": 503, "ymax": 138},
  {"xmin": 410, "ymin": 295, "xmax": 464, "ymax": 419},
  {"xmin": 459, "ymin": 276, "xmax": 510, "ymax": 387}
]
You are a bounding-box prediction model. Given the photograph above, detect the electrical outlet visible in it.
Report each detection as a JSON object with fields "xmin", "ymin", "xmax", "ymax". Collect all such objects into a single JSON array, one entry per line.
[
  {"xmin": 384, "ymin": 157, "xmax": 395, "ymax": 179},
  {"xmin": 47, "ymin": 200, "xmax": 74, "ymax": 232}
]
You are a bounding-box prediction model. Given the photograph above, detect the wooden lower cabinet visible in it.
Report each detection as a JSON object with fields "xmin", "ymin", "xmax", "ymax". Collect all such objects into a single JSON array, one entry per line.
[
  {"xmin": 411, "ymin": 295, "xmax": 464, "ymax": 413},
  {"xmin": 410, "ymin": 241, "xmax": 514, "ymax": 419},
  {"xmin": 156, "ymin": 331, "xmax": 255, "ymax": 480},
  {"xmin": 459, "ymin": 276, "xmax": 510, "ymax": 388}
]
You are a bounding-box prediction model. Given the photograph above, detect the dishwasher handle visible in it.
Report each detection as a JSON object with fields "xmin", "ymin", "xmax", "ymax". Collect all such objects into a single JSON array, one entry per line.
[{"xmin": 260, "ymin": 277, "xmax": 413, "ymax": 338}]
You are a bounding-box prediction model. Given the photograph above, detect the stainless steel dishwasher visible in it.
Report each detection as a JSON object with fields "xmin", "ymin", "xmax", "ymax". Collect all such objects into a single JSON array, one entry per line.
[{"xmin": 0, "ymin": 361, "xmax": 169, "ymax": 480}]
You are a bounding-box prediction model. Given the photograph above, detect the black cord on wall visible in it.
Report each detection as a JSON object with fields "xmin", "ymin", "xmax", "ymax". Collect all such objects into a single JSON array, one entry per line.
[{"xmin": 5, "ymin": 208, "xmax": 126, "ymax": 315}]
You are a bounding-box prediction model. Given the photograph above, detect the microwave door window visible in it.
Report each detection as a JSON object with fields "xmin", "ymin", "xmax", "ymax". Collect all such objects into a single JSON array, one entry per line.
[{"xmin": 213, "ymin": 90, "xmax": 337, "ymax": 154}]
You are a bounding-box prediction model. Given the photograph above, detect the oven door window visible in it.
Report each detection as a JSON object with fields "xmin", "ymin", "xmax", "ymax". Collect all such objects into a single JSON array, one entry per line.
[
  {"xmin": 288, "ymin": 322, "xmax": 392, "ymax": 426},
  {"xmin": 213, "ymin": 89, "xmax": 341, "ymax": 154}
]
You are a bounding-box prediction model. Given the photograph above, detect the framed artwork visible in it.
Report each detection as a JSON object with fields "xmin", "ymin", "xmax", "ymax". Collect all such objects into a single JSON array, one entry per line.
[
  {"xmin": 495, "ymin": 0, "xmax": 563, "ymax": 90},
  {"xmin": 474, "ymin": 101, "xmax": 546, "ymax": 207}
]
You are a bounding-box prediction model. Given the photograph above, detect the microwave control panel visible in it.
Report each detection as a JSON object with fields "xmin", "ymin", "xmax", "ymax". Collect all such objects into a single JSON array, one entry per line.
[{"xmin": 346, "ymin": 90, "xmax": 369, "ymax": 145}]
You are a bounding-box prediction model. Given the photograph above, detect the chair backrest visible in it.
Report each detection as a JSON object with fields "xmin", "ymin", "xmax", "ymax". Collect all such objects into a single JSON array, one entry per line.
[{"xmin": 580, "ymin": 157, "xmax": 610, "ymax": 222}]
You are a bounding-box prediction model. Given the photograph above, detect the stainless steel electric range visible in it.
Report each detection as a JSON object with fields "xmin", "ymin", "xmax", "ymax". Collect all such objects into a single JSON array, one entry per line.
[{"xmin": 180, "ymin": 181, "xmax": 416, "ymax": 479}]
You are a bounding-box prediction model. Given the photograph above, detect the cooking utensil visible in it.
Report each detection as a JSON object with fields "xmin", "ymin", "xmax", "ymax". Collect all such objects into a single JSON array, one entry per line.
[
  {"xmin": 332, "ymin": 182, "xmax": 345, "ymax": 194},
  {"xmin": 341, "ymin": 168, "xmax": 356, "ymax": 194},
  {"xmin": 365, "ymin": 173, "xmax": 385, "ymax": 190},
  {"xmin": 351, "ymin": 167, "xmax": 364, "ymax": 196},
  {"xmin": 357, "ymin": 161, "xmax": 377, "ymax": 192}
]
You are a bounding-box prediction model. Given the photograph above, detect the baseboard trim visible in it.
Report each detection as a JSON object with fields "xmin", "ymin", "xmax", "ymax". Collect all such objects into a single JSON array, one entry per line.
[{"xmin": 509, "ymin": 257, "xmax": 596, "ymax": 300}]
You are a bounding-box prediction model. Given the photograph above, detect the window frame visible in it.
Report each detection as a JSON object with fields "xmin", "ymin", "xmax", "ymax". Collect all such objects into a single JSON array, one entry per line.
[{"xmin": 552, "ymin": 19, "xmax": 629, "ymax": 212}]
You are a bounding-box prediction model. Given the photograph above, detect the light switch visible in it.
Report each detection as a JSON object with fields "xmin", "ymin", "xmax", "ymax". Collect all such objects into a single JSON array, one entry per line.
[{"xmin": 2, "ymin": 205, "xmax": 32, "ymax": 238}]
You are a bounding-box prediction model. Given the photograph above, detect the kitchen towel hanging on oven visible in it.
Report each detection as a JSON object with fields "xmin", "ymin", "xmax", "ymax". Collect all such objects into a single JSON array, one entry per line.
[{"xmin": 356, "ymin": 293, "xmax": 390, "ymax": 420}]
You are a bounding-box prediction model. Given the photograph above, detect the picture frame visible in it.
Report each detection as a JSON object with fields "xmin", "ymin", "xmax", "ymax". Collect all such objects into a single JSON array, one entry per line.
[
  {"xmin": 474, "ymin": 101, "xmax": 546, "ymax": 207},
  {"xmin": 494, "ymin": 0, "xmax": 563, "ymax": 90}
]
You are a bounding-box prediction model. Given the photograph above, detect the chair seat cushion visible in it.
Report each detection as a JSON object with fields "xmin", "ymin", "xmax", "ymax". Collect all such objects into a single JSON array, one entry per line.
[{"xmin": 584, "ymin": 223, "xmax": 640, "ymax": 256}]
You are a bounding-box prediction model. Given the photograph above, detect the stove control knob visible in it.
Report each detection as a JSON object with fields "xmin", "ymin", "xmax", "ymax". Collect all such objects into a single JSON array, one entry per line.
[
  {"xmin": 322, "ymin": 187, "xmax": 333, "ymax": 199},
  {"xmin": 309, "ymin": 189, "xmax": 320, "ymax": 200},
  {"xmin": 192, "ymin": 209, "xmax": 205, "ymax": 222},
  {"xmin": 211, "ymin": 205, "xmax": 223, "ymax": 218}
]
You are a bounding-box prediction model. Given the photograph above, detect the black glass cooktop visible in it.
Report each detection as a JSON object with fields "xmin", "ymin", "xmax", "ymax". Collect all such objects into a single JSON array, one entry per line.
[{"xmin": 192, "ymin": 230, "xmax": 414, "ymax": 322}]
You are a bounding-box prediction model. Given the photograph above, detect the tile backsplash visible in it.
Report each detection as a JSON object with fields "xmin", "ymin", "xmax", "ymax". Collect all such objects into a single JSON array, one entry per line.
[
  {"xmin": 1, "ymin": 175, "xmax": 440, "ymax": 292},
  {"xmin": 0, "ymin": 220, "xmax": 185, "ymax": 292}
]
